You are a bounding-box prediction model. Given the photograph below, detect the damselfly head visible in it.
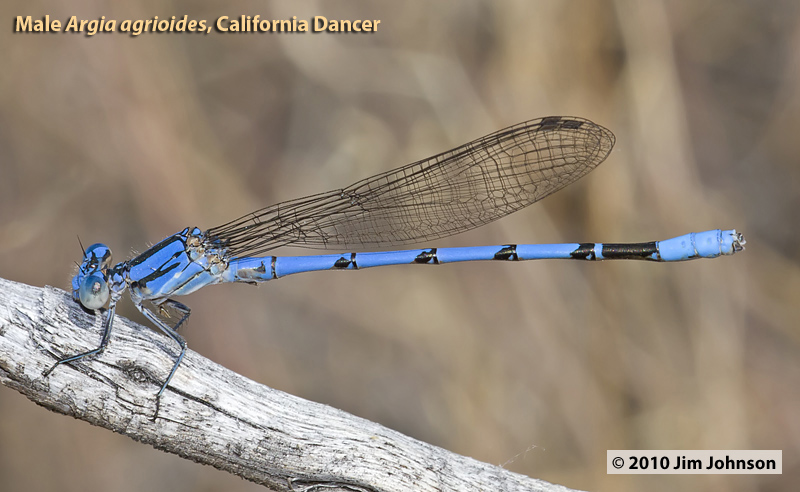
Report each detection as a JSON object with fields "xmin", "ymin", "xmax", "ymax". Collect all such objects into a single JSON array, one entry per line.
[{"xmin": 71, "ymin": 243, "xmax": 113, "ymax": 310}]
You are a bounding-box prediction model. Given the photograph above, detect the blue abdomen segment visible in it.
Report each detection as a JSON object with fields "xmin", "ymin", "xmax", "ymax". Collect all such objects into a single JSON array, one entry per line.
[
  {"xmin": 223, "ymin": 229, "xmax": 744, "ymax": 283},
  {"xmin": 654, "ymin": 229, "xmax": 743, "ymax": 261}
]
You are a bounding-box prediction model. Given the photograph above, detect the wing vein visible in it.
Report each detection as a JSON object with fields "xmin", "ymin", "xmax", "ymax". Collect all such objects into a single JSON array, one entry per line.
[{"xmin": 205, "ymin": 116, "xmax": 615, "ymax": 258}]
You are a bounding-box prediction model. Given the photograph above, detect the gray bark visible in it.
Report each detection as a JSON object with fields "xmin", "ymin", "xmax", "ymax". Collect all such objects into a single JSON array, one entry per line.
[{"xmin": 0, "ymin": 276, "xmax": 583, "ymax": 492}]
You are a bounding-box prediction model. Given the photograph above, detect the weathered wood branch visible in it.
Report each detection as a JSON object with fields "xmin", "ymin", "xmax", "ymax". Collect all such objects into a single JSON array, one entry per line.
[{"xmin": 0, "ymin": 277, "xmax": 582, "ymax": 492}]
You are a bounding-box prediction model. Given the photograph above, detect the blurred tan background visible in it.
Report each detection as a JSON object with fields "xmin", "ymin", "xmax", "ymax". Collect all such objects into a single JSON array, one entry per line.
[{"xmin": 0, "ymin": 1, "xmax": 797, "ymax": 491}]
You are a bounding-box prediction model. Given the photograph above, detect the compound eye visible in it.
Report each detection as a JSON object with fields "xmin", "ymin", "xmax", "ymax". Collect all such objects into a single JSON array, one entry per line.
[
  {"xmin": 79, "ymin": 274, "xmax": 109, "ymax": 310},
  {"xmin": 85, "ymin": 243, "xmax": 113, "ymax": 269}
]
